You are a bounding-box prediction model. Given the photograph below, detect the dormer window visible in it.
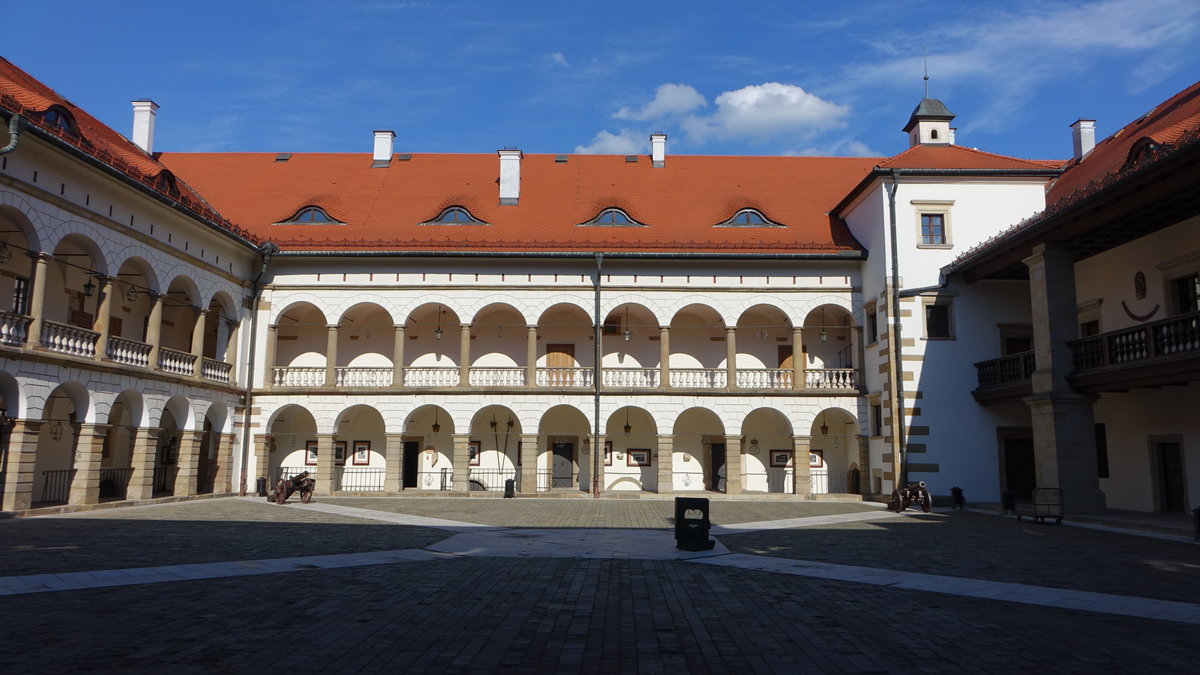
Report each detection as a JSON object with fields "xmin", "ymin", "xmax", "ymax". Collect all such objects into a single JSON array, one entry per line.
[
  {"xmin": 278, "ymin": 206, "xmax": 341, "ymax": 224},
  {"xmin": 581, "ymin": 208, "xmax": 643, "ymax": 226},
  {"xmin": 154, "ymin": 171, "xmax": 181, "ymax": 198},
  {"xmin": 716, "ymin": 209, "xmax": 781, "ymax": 228},
  {"xmin": 1127, "ymin": 138, "xmax": 1160, "ymax": 165},
  {"xmin": 424, "ymin": 206, "xmax": 486, "ymax": 225},
  {"xmin": 42, "ymin": 106, "xmax": 78, "ymax": 136}
]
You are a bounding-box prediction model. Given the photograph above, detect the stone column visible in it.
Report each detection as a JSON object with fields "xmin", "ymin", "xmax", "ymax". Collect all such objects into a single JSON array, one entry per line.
[
  {"xmin": 145, "ymin": 293, "xmax": 164, "ymax": 371},
  {"xmin": 452, "ymin": 433, "xmax": 471, "ymax": 492},
  {"xmin": 857, "ymin": 436, "xmax": 872, "ymax": 496},
  {"xmin": 214, "ymin": 433, "xmax": 236, "ymax": 494},
  {"xmin": 392, "ymin": 325, "xmax": 406, "ymax": 389},
  {"xmin": 792, "ymin": 326, "xmax": 805, "ymax": 390},
  {"xmin": 656, "ymin": 434, "xmax": 674, "ymax": 494},
  {"xmin": 190, "ymin": 308, "xmax": 208, "ymax": 377},
  {"xmin": 1, "ymin": 420, "xmax": 40, "ymax": 510},
  {"xmin": 725, "ymin": 326, "xmax": 737, "ymax": 389},
  {"xmin": 316, "ymin": 434, "xmax": 336, "ymax": 495},
  {"xmin": 458, "ymin": 325, "xmax": 471, "ymax": 387},
  {"xmin": 93, "ymin": 276, "xmax": 113, "ymax": 361},
  {"xmin": 174, "ymin": 429, "xmax": 204, "ymax": 497},
  {"xmin": 325, "ymin": 324, "xmax": 338, "ymax": 387},
  {"xmin": 525, "ymin": 325, "xmax": 537, "ymax": 387},
  {"xmin": 384, "ymin": 433, "xmax": 404, "ymax": 492},
  {"xmin": 659, "ymin": 326, "xmax": 670, "ymax": 388},
  {"xmin": 723, "ymin": 434, "xmax": 743, "ymax": 494},
  {"xmin": 263, "ymin": 325, "xmax": 278, "ymax": 387},
  {"xmin": 25, "ymin": 253, "xmax": 48, "ymax": 347},
  {"xmin": 793, "ymin": 435, "xmax": 812, "ymax": 498},
  {"xmin": 1023, "ymin": 243, "xmax": 1105, "ymax": 513},
  {"xmin": 519, "ymin": 433, "xmax": 539, "ymax": 494},
  {"xmin": 128, "ymin": 426, "xmax": 160, "ymax": 500},
  {"xmin": 69, "ymin": 423, "xmax": 108, "ymax": 505}
]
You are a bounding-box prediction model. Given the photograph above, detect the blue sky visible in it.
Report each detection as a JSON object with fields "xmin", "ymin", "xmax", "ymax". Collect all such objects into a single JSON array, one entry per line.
[{"xmin": 8, "ymin": 0, "xmax": 1199, "ymax": 159}]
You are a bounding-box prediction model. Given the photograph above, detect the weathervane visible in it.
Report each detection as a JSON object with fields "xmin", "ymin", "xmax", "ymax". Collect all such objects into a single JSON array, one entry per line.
[{"xmin": 923, "ymin": 46, "xmax": 930, "ymax": 98}]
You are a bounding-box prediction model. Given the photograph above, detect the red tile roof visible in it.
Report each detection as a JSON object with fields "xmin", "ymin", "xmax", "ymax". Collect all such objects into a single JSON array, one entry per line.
[
  {"xmin": 879, "ymin": 143, "xmax": 1064, "ymax": 170},
  {"xmin": 159, "ymin": 152, "xmax": 883, "ymax": 254},
  {"xmin": 0, "ymin": 57, "xmax": 254, "ymax": 243},
  {"xmin": 1047, "ymin": 81, "xmax": 1200, "ymax": 204}
]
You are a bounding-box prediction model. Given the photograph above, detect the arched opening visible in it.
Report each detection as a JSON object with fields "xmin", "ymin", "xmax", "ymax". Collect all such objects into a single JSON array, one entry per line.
[
  {"xmin": 403, "ymin": 404, "xmax": 454, "ymax": 490},
  {"xmin": 33, "ymin": 383, "xmax": 88, "ymax": 506},
  {"xmin": 536, "ymin": 303, "xmax": 594, "ymax": 387},
  {"xmin": 467, "ymin": 405, "xmax": 523, "ymax": 491},
  {"xmin": 735, "ymin": 304, "xmax": 795, "ymax": 389},
  {"xmin": 337, "ymin": 303, "xmax": 395, "ymax": 387},
  {"xmin": 469, "ymin": 303, "xmax": 527, "ymax": 387},
  {"xmin": 802, "ymin": 304, "xmax": 857, "ymax": 389},
  {"xmin": 273, "ymin": 302, "xmax": 329, "ymax": 386},
  {"xmin": 105, "ymin": 257, "xmax": 159, "ymax": 367},
  {"xmin": 810, "ymin": 407, "xmax": 859, "ymax": 494},
  {"xmin": 155, "ymin": 396, "xmax": 192, "ymax": 496},
  {"xmin": 672, "ymin": 407, "xmax": 725, "ymax": 492},
  {"xmin": 42, "ymin": 234, "xmax": 105, "ymax": 357},
  {"xmin": 669, "ymin": 304, "xmax": 727, "ymax": 388},
  {"xmin": 600, "ymin": 303, "xmax": 661, "ymax": 387},
  {"xmin": 265, "ymin": 405, "xmax": 318, "ymax": 482},
  {"xmin": 196, "ymin": 402, "xmax": 229, "ymax": 495},
  {"xmin": 159, "ymin": 277, "xmax": 202, "ymax": 373},
  {"xmin": 200, "ymin": 292, "xmax": 238, "ymax": 382},
  {"xmin": 740, "ymin": 408, "xmax": 795, "ymax": 494},
  {"xmin": 0, "ymin": 206, "xmax": 38, "ymax": 346},
  {"xmin": 99, "ymin": 390, "xmax": 142, "ymax": 501},
  {"xmin": 403, "ymin": 304, "xmax": 463, "ymax": 386},
  {"xmin": 604, "ymin": 406, "xmax": 657, "ymax": 492},
  {"xmin": 538, "ymin": 405, "xmax": 590, "ymax": 491},
  {"xmin": 333, "ymin": 405, "xmax": 387, "ymax": 492}
]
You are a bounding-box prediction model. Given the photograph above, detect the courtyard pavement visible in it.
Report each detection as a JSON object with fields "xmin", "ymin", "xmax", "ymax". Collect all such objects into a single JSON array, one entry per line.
[{"xmin": 0, "ymin": 497, "xmax": 1197, "ymax": 673}]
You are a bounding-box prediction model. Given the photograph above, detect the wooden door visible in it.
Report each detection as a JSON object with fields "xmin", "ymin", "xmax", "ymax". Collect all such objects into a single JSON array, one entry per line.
[
  {"xmin": 403, "ymin": 441, "xmax": 420, "ymax": 488},
  {"xmin": 778, "ymin": 345, "xmax": 794, "ymax": 387},
  {"xmin": 546, "ymin": 344, "xmax": 575, "ymax": 386}
]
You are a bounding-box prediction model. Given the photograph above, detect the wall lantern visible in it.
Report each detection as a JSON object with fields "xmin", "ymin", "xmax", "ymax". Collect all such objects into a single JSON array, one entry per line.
[
  {"xmin": 819, "ymin": 411, "xmax": 829, "ymax": 435},
  {"xmin": 623, "ymin": 407, "xmax": 632, "ymax": 436},
  {"xmin": 431, "ymin": 409, "xmax": 441, "ymax": 434},
  {"xmin": 82, "ymin": 275, "xmax": 96, "ymax": 298}
]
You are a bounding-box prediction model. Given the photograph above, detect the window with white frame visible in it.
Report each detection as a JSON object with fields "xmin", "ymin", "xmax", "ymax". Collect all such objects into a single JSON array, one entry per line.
[{"xmin": 912, "ymin": 200, "xmax": 954, "ymax": 248}]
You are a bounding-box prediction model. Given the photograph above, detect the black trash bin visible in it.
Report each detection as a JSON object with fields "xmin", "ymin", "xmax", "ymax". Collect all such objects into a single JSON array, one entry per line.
[
  {"xmin": 504, "ymin": 479, "xmax": 516, "ymax": 499},
  {"xmin": 950, "ymin": 487, "xmax": 965, "ymax": 510},
  {"xmin": 674, "ymin": 497, "xmax": 715, "ymax": 551},
  {"xmin": 256, "ymin": 477, "xmax": 268, "ymax": 497}
]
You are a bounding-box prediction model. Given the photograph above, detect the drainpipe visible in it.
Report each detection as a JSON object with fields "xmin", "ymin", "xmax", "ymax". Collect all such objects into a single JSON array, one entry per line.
[
  {"xmin": 0, "ymin": 114, "xmax": 24, "ymax": 155},
  {"xmin": 238, "ymin": 241, "xmax": 279, "ymax": 495},
  {"xmin": 592, "ymin": 252, "xmax": 603, "ymax": 498},
  {"xmin": 886, "ymin": 170, "xmax": 909, "ymax": 490}
]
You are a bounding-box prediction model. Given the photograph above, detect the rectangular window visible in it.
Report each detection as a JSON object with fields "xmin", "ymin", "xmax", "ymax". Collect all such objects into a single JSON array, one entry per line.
[
  {"xmin": 1079, "ymin": 319, "xmax": 1100, "ymax": 337},
  {"xmin": 871, "ymin": 403, "xmax": 883, "ymax": 437},
  {"xmin": 1171, "ymin": 274, "xmax": 1200, "ymax": 314},
  {"xmin": 920, "ymin": 213, "xmax": 946, "ymax": 245},
  {"xmin": 1094, "ymin": 424, "xmax": 1109, "ymax": 479},
  {"xmin": 866, "ymin": 305, "xmax": 879, "ymax": 343},
  {"xmin": 12, "ymin": 276, "xmax": 28, "ymax": 314},
  {"xmin": 925, "ymin": 302, "xmax": 953, "ymax": 339}
]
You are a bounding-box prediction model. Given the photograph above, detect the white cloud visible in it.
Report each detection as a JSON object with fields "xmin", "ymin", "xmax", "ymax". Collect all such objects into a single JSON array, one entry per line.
[
  {"xmin": 549, "ymin": 52, "xmax": 569, "ymax": 68},
  {"xmin": 681, "ymin": 82, "xmax": 850, "ymax": 144},
  {"xmin": 574, "ymin": 129, "xmax": 643, "ymax": 155},
  {"xmin": 613, "ymin": 83, "xmax": 706, "ymax": 120}
]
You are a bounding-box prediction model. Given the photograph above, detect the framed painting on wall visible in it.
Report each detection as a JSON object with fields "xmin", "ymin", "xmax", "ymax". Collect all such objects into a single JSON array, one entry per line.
[
  {"xmin": 353, "ymin": 440, "xmax": 371, "ymax": 466},
  {"xmin": 627, "ymin": 449, "xmax": 651, "ymax": 467},
  {"xmin": 604, "ymin": 441, "xmax": 613, "ymax": 466},
  {"xmin": 469, "ymin": 440, "xmax": 481, "ymax": 466},
  {"xmin": 335, "ymin": 441, "xmax": 347, "ymax": 465},
  {"xmin": 305, "ymin": 440, "xmax": 318, "ymax": 466},
  {"xmin": 770, "ymin": 450, "xmax": 793, "ymax": 468}
]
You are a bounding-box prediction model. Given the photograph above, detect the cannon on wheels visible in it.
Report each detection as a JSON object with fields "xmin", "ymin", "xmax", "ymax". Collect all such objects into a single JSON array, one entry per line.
[
  {"xmin": 887, "ymin": 481, "xmax": 932, "ymax": 513},
  {"xmin": 268, "ymin": 471, "xmax": 315, "ymax": 504}
]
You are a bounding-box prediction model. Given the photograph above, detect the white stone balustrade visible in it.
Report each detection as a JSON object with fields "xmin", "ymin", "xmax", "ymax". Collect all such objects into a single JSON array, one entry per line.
[
  {"xmin": 202, "ymin": 357, "xmax": 233, "ymax": 383},
  {"xmin": 158, "ymin": 347, "xmax": 197, "ymax": 375},
  {"xmin": 273, "ymin": 367, "xmax": 325, "ymax": 387},
  {"xmin": 335, "ymin": 367, "xmax": 393, "ymax": 387},
  {"xmin": 468, "ymin": 367, "xmax": 525, "ymax": 387},
  {"xmin": 402, "ymin": 367, "xmax": 461, "ymax": 387},
  {"xmin": 602, "ymin": 367, "xmax": 659, "ymax": 388},
  {"xmin": 805, "ymin": 368, "xmax": 858, "ymax": 389},
  {"xmin": 0, "ymin": 310, "xmax": 30, "ymax": 346},
  {"xmin": 536, "ymin": 367, "xmax": 593, "ymax": 387},
  {"xmin": 40, "ymin": 320, "xmax": 99, "ymax": 358},
  {"xmin": 736, "ymin": 368, "xmax": 793, "ymax": 389},
  {"xmin": 669, "ymin": 368, "xmax": 727, "ymax": 388},
  {"xmin": 107, "ymin": 336, "xmax": 151, "ymax": 367}
]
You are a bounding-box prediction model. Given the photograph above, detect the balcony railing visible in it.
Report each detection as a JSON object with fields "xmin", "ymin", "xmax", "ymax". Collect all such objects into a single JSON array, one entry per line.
[
  {"xmin": 468, "ymin": 367, "xmax": 525, "ymax": 387},
  {"xmin": 975, "ymin": 350, "xmax": 1036, "ymax": 388},
  {"xmin": 37, "ymin": 468, "xmax": 76, "ymax": 505},
  {"xmin": 804, "ymin": 368, "xmax": 857, "ymax": 389},
  {"xmin": 336, "ymin": 367, "xmax": 392, "ymax": 387},
  {"xmin": 0, "ymin": 309, "xmax": 30, "ymax": 346},
  {"xmin": 602, "ymin": 367, "xmax": 660, "ymax": 388},
  {"xmin": 202, "ymin": 357, "xmax": 233, "ymax": 383},
  {"xmin": 108, "ymin": 335, "xmax": 151, "ymax": 367},
  {"xmin": 403, "ymin": 367, "xmax": 460, "ymax": 387},
  {"xmin": 158, "ymin": 347, "xmax": 196, "ymax": 376},
  {"xmin": 1070, "ymin": 311, "xmax": 1200, "ymax": 371},
  {"xmin": 41, "ymin": 320, "xmax": 99, "ymax": 357},
  {"xmin": 274, "ymin": 367, "xmax": 325, "ymax": 387},
  {"xmin": 536, "ymin": 367, "xmax": 593, "ymax": 387},
  {"xmin": 670, "ymin": 368, "xmax": 727, "ymax": 388},
  {"xmin": 736, "ymin": 368, "xmax": 793, "ymax": 389}
]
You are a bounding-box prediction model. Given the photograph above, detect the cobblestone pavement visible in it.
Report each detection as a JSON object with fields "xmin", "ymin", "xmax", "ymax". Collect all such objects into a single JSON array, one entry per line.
[{"xmin": 1, "ymin": 497, "xmax": 1197, "ymax": 673}]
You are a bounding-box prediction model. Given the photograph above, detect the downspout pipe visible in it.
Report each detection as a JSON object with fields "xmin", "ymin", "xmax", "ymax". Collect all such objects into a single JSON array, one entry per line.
[
  {"xmin": 0, "ymin": 114, "xmax": 24, "ymax": 155},
  {"xmin": 886, "ymin": 170, "xmax": 909, "ymax": 490},
  {"xmin": 592, "ymin": 252, "xmax": 603, "ymax": 498},
  {"xmin": 238, "ymin": 241, "xmax": 279, "ymax": 495}
]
